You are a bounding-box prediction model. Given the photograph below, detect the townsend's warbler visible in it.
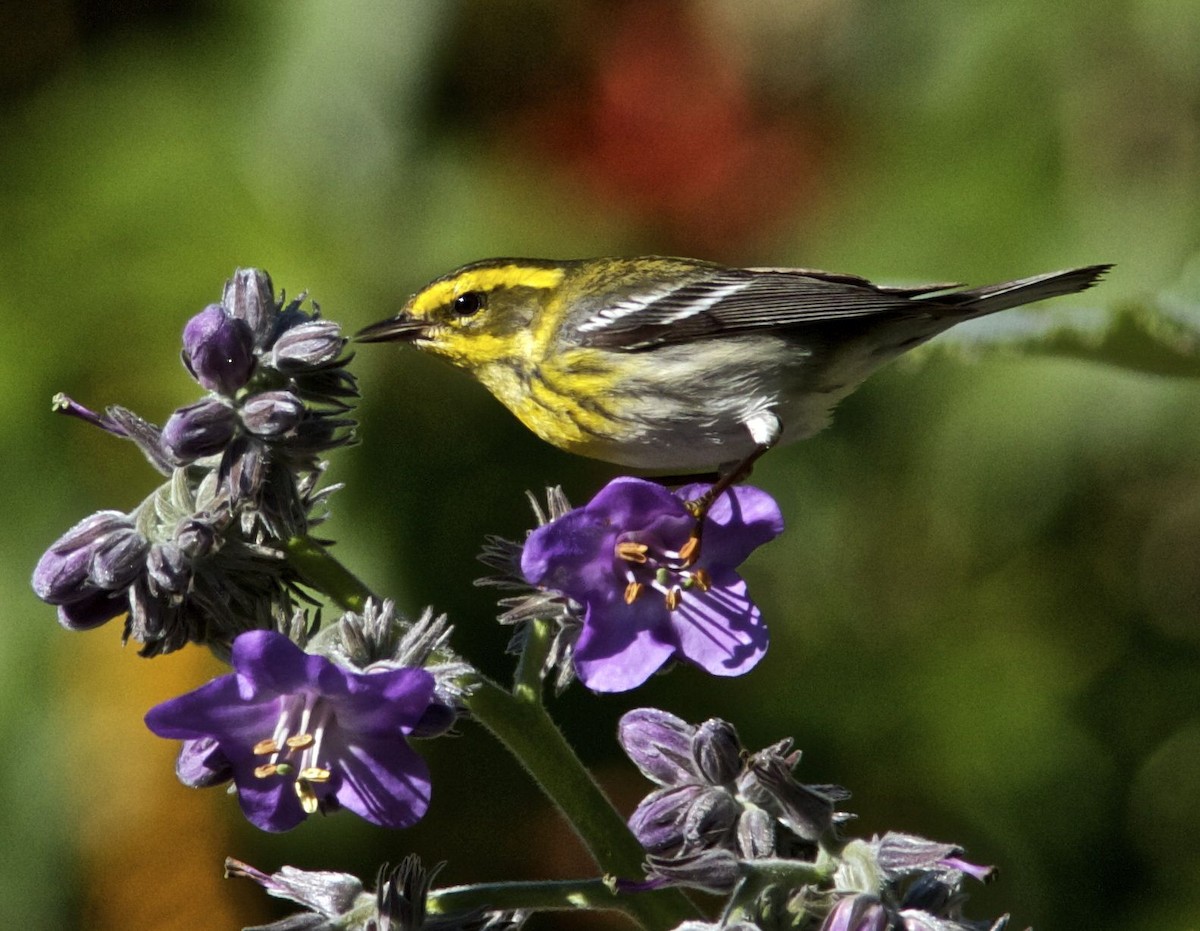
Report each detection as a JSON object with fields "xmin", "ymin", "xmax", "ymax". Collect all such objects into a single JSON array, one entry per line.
[{"xmin": 358, "ymin": 257, "xmax": 1110, "ymax": 476}]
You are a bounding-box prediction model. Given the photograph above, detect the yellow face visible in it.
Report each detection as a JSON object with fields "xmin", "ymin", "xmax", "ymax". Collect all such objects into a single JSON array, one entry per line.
[{"xmin": 397, "ymin": 261, "xmax": 567, "ymax": 372}]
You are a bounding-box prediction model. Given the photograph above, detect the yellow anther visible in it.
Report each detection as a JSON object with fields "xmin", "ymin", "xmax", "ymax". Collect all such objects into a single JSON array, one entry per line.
[
  {"xmin": 295, "ymin": 779, "xmax": 320, "ymax": 814},
  {"xmin": 298, "ymin": 766, "xmax": 332, "ymax": 783},
  {"xmin": 692, "ymin": 568, "xmax": 712, "ymax": 591},
  {"xmin": 285, "ymin": 733, "xmax": 314, "ymax": 750},
  {"xmin": 615, "ymin": 541, "xmax": 649, "ymax": 563},
  {"xmin": 253, "ymin": 763, "xmax": 279, "ymax": 779},
  {"xmin": 624, "ymin": 580, "xmax": 644, "ymax": 604},
  {"xmin": 252, "ymin": 738, "xmax": 280, "ymax": 755},
  {"xmin": 678, "ymin": 534, "xmax": 700, "ymax": 566},
  {"xmin": 664, "ymin": 587, "xmax": 682, "ymax": 611}
]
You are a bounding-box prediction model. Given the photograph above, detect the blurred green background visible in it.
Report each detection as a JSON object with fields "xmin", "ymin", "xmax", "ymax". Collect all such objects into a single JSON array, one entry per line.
[{"xmin": 3, "ymin": 1, "xmax": 1199, "ymax": 928}]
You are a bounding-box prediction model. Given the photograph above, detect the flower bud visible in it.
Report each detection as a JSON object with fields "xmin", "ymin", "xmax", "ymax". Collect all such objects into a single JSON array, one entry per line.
[
  {"xmin": 618, "ymin": 708, "xmax": 697, "ymax": 786},
  {"xmin": 182, "ymin": 304, "xmax": 255, "ymax": 394},
  {"xmin": 89, "ymin": 526, "xmax": 150, "ymax": 590},
  {"xmin": 146, "ymin": 542, "xmax": 190, "ymax": 596},
  {"xmin": 644, "ymin": 848, "xmax": 740, "ymax": 894},
  {"xmin": 629, "ymin": 784, "xmax": 738, "ymax": 855},
  {"xmin": 270, "ymin": 320, "xmax": 344, "ymax": 369},
  {"xmin": 736, "ymin": 805, "xmax": 776, "ymax": 859},
  {"xmin": 174, "ymin": 518, "xmax": 217, "ymax": 559},
  {"xmin": 221, "ymin": 268, "xmax": 276, "ymax": 345},
  {"xmin": 33, "ymin": 510, "xmax": 134, "ymax": 603},
  {"xmin": 162, "ymin": 398, "xmax": 238, "ymax": 463},
  {"xmin": 240, "ymin": 390, "xmax": 305, "ymax": 437},
  {"xmin": 693, "ymin": 718, "xmax": 743, "ymax": 785}
]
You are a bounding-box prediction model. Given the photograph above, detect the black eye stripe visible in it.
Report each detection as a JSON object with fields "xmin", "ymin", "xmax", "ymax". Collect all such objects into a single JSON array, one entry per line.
[{"xmin": 452, "ymin": 291, "xmax": 486, "ymax": 316}]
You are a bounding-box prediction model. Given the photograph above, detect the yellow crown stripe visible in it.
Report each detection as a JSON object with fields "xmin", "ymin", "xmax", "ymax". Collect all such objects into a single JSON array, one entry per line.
[{"xmin": 412, "ymin": 265, "xmax": 565, "ymax": 317}]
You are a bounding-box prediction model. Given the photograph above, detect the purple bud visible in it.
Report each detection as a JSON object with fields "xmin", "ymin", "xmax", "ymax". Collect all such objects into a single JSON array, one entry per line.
[
  {"xmin": 873, "ymin": 833, "xmax": 960, "ymax": 878},
  {"xmin": 820, "ymin": 895, "xmax": 892, "ymax": 931},
  {"xmin": 644, "ymin": 848, "xmax": 740, "ymax": 894},
  {"xmin": 162, "ymin": 398, "xmax": 238, "ymax": 463},
  {"xmin": 239, "ymin": 390, "xmax": 305, "ymax": 437},
  {"xmin": 33, "ymin": 511, "xmax": 133, "ymax": 603},
  {"xmin": 173, "ymin": 519, "xmax": 216, "ymax": 559},
  {"xmin": 222, "ymin": 268, "xmax": 276, "ymax": 344},
  {"xmin": 182, "ymin": 304, "xmax": 255, "ymax": 394},
  {"xmin": 222, "ymin": 434, "xmax": 265, "ymax": 503},
  {"xmin": 270, "ymin": 320, "xmax": 344, "ymax": 369},
  {"xmin": 146, "ymin": 543, "xmax": 190, "ymax": 596},
  {"xmin": 692, "ymin": 718, "xmax": 743, "ymax": 785},
  {"xmin": 619, "ymin": 708, "xmax": 698, "ymax": 787},
  {"xmin": 57, "ymin": 589, "xmax": 128, "ymax": 630},
  {"xmin": 629, "ymin": 784, "xmax": 739, "ymax": 855},
  {"xmin": 88, "ymin": 527, "xmax": 150, "ymax": 590},
  {"xmin": 744, "ymin": 742, "xmax": 835, "ymax": 842},
  {"xmin": 736, "ymin": 806, "xmax": 776, "ymax": 859}
]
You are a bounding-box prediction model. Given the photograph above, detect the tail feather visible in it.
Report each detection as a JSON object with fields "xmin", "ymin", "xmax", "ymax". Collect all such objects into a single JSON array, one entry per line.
[{"xmin": 947, "ymin": 264, "xmax": 1113, "ymax": 316}]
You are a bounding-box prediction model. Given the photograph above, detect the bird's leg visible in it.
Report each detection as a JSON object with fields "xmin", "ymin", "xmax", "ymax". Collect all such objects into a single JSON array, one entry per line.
[{"xmin": 680, "ymin": 412, "xmax": 781, "ymax": 565}]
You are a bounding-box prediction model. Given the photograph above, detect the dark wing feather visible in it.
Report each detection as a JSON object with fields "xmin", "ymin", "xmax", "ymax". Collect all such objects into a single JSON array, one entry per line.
[{"xmin": 578, "ymin": 268, "xmax": 959, "ymax": 351}]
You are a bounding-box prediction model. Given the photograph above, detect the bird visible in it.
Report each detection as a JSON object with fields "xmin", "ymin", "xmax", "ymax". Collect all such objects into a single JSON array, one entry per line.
[{"xmin": 357, "ymin": 256, "xmax": 1111, "ymax": 495}]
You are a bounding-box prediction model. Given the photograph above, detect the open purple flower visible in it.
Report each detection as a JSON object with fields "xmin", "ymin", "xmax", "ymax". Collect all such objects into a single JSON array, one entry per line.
[
  {"xmin": 520, "ymin": 477, "xmax": 781, "ymax": 692},
  {"xmin": 145, "ymin": 630, "xmax": 436, "ymax": 832}
]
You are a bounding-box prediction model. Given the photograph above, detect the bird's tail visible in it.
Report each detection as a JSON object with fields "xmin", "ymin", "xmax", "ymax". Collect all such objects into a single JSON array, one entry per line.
[{"xmin": 947, "ymin": 264, "xmax": 1113, "ymax": 316}]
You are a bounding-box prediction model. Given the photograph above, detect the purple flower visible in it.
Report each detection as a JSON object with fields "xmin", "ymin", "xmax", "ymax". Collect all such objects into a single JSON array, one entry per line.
[
  {"xmin": 520, "ymin": 477, "xmax": 781, "ymax": 692},
  {"xmin": 145, "ymin": 631, "xmax": 436, "ymax": 832}
]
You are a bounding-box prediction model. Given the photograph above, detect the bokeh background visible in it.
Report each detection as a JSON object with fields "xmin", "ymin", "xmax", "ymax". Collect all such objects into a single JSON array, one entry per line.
[{"xmin": 3, "ymin": 1, "xmax": 1199, "ymax": 928}]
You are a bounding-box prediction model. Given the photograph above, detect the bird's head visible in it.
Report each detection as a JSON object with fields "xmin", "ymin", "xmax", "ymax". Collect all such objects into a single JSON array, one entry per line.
[{"xmin": 356, "ymin": 259, "xmax": 571, "ymax": 373}]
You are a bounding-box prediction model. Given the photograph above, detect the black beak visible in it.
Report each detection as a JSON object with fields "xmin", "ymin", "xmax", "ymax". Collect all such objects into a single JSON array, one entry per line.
[{"xmin": 354, "ymin": 315, "xmax": 428, "ymax": 344}]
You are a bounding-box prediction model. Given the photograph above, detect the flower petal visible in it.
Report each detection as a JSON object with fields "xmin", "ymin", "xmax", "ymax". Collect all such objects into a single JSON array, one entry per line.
[
  {"xmin": 144, "ymin": 673, "xmax": 275, "ymax": 741},
  {"xmin": 574, "ymin": 614, "xmax": 677, "ymax": 692},
  {"xmin": 235, "ymin": 768, "xmax": 307, "ymax": 833},
  {"xmin": 334, "ymin": 737, "xmax": 432, "ymax": 828},
  {"xmin": 521, "ymin": 508, "xmax": 618, "ymax": 599},
  {"xmin": 332, "ymin": 667, "xmax": 436, "ymax": 736},
  {"xmin": 667, "ymin": 575, "xmax": 769, "ymax": 678},
  {"xmin": 676, "ymin": 484, "xmax": 783, "ymax": 568},
  {"xmin": 586, "ymin": 477, "xmax": 683, "ymax": 526},
  {"xmin": 231, "ymin": 630, "xmax": 334, "ymax": 699}
]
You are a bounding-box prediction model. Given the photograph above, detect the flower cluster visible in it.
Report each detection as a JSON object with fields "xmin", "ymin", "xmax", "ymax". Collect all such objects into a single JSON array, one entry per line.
[
  {"xmin": 620, "ymin": 709, "xmax": 1004, "ymax": 931},
  {"xmin": 484, "ymin": 477, "xmax": 781, "ymax": 692},
  {"xmin": 32, "ymin": 269, "xmax": 354, "ymax": 655}
]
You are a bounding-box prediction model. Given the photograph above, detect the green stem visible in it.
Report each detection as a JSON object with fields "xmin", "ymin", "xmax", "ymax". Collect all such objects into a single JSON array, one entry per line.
[
  {"xmin": 466, "ymin": 679, "xmax": 698, "ymax": 929},
  {"xmin": 285, "ymin": 535, "xmax": 377, "ymax": 611},
  {"xmin": 512, "ymin": 617, "xmax": 553, "ymax": 702}
]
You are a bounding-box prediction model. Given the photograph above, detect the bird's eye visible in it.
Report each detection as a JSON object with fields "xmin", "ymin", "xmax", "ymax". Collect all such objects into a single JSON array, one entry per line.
[{"xmin": 452, "ymin": 291, "xmax": 486, "ymax": 317}]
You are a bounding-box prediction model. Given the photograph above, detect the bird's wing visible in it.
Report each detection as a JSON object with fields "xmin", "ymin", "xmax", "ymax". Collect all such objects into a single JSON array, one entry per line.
[{"xmin": 574, "ymin": 268, "xmax": 962, "ymax": 351}]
